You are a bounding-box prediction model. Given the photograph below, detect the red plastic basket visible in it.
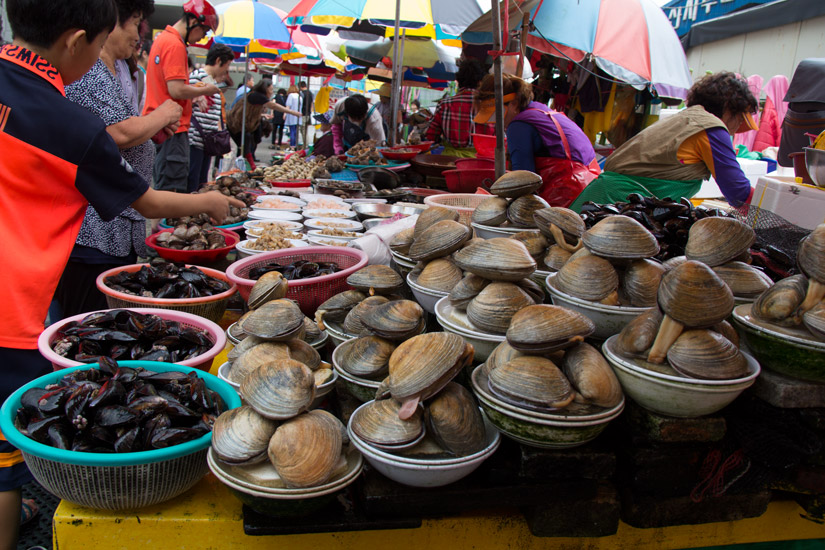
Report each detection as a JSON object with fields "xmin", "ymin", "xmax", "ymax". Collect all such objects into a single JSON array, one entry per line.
[
  {"xmin": 443, "ymin": 169, "xmax": 496, "ymax": 193},
  {"xmin": 145, "ymin": 228, "xmax": 240, "ymax": 264},
  {"xmin": 379, "ymin": 147, "xmax": 420, "ymax": 162},
  {"xmin": 472, "ymin": 134, "xmax": 506, "ymax": 159},
  {"xmin": 264, "ymin": 179, "xmax": 312, "ymax": 188},
  {"xmin": 38, "ymin": 308, "xmax": 226, "ymax": 372},
  {"xmin": 225, "ymin": 247, "xmax": 369, "ymax": 316},
  {"xmin": 407, "ymin": 141, "xmax": 434, "ymax": 153},
  {"xmin": 455, "ymin": 158, "xmax": 495, "ymax": 171},
  {"xmin": 95, "ymin": 264, "xmax": 238, "ymax": 324}
]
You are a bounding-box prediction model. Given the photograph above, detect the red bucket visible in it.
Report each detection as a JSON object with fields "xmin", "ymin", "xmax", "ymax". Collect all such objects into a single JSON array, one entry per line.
[{"xmin": 472, "ymin": 134, "xmax": 506, "ymax": 159}]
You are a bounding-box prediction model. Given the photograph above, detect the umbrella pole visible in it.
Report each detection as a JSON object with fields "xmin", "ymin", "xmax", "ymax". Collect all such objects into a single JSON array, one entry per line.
[
  {"xmin": 491, "ymin": 0, "xmax": 506, "ymax": 178},
  {"xmin": 241, "ymin": 46, "xmax": 249, "ymax": 161},
  {"xmin": 389, "ymin": 0, "xmax": 402, "ymax": 146},
  {"xmin": 391, "ymin": 29, "xmax": 407, "ymax": 147}
]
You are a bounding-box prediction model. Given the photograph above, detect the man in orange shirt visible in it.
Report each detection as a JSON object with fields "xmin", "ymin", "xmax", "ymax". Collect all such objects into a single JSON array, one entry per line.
[{"xmin": 143, "ymin": 0, "xmax": 220, "ymax": 192}]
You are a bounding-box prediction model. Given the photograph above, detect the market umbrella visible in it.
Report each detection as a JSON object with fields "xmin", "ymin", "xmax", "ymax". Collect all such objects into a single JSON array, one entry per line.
[
  {"xmin": 212, "ymin": 0, "xmax": 293, "ymax": 154},
  {"xmin": 538, "ymin": 0, "xmax": 690, "ymax": 99}
]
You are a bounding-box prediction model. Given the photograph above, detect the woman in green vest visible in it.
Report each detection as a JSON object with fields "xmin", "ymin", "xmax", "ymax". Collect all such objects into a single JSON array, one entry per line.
[{"xmin": 569, "ymin": 72, "xmax": 759, "ymax": 212}]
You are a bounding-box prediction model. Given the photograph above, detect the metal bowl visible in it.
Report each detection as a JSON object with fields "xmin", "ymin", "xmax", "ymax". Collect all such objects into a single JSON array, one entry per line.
[
  {"xmin": 805, "ymin": 148, "xmax": 825, "ymax": 187},
  {"xmin": 351, "ymin": 203, "xmax": 420, "ymax": 222}
]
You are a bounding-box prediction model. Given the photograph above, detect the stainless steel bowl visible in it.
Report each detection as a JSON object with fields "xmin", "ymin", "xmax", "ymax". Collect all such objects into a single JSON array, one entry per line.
[
  {"xmin": 805, "ymin": 148, "xmax": 825, "ymax": 188},
  {"xmin": 351, "ymin": 203, "xmax": 420, "ymax": 221}
]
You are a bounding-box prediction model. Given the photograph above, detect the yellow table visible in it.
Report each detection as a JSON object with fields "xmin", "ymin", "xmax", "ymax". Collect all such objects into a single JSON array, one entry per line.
[{"xmin": 52, "ymin": 474, "xmax": 825, "ymax": 550}]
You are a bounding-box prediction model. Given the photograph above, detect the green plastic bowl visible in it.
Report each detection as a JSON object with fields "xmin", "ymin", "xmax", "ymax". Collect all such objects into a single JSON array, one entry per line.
[{"xmin": 0, "ymin": 361, "xmax": 241, "ymax": 509}]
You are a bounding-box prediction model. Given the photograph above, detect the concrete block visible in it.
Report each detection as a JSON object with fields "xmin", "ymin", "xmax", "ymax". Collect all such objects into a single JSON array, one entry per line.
[
  {"xmin": 620, "ymin": 488, "xmax": 772, "ymax": 528},
  {"xmin": 620, "ymin": 399, "xmax": 726, "ymax": 443},
  {"xmin": 521, "ymin": 482, "xmax": 619, "ymax": 537},
  {"xmin": 751, "ymin": 369, "xmax": 825, "ymax": 409}
]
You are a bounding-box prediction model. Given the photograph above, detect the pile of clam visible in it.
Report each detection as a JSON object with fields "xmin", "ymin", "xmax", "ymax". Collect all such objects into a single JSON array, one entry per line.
[
  {"xmin": 348, "ymin": 332, "xmax": 488, "ymax": 459},
  {"xmin": 749, "ymin": 223, "xmax": 825, "ymax": 340},
  {"xmin": 211, "ymin": 275, "xmax": 350, "ymax": 490},
  {"xmin": 314, "ymin": 265, "xmax": 426, "ymax": 341},
  {"xmin": 226, "ymin": 273, "xmax": 332, "ymax": 389},
  {"xmin": 481, "ymin": 304, "xmax": 623, "ymax": 413},
  {"xmin": 612, "ymin": 259, "xmax": 751, "ymax": 381},
  {"xmin": 471, "ymin": 171, "xmax": 550, "ymax": 230},
  {"xmin": 156, "ymin": 222, "xmax": 227, "ymax": 251}
]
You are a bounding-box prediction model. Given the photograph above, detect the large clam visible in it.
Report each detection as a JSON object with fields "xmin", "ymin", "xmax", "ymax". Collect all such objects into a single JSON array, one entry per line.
[
  {"xmin": 415, "ymin": 258, "xmax": 464, "ymax": 293},
  {"xmin": 389, "ymin": 227, "xmax": 415, "ymax": 256},
  {"xmin": 712, "ymin": 261, "xmax": 773, "ymax": 299},
  {"xmin": 482, "ymin": 341, "xmax": 525, "ymax": 376},
  {"xmin": 314, "ymin": 290, "xmax": 367, "ymax": 330},
  {"xmin": 488, "ymin": 356, "xmax": 575, "ymax": 412},
  {"xmin": 795, "ymin": 224, "xmax": 825, "ymax": 319},
  {"xmin": 507, "ymin": 195, "xmax": 548, "ymax": 228},
  {"xmin": 448, "ymin": 273, "xmax": 490, "ymax": 311},
  {"xmin": 414, "ymin": 206, "xmax": 460, "ymax": 241},
  {"xmin": 267, "ymin": 410, "xmax": 344, "ymax": 488},
  {"xmin": 343, "ymin": 295, "xmax": 389, "ymax": 335},
  {"xmin": 229, "ymin": 342, "xmax": 291, "ymax": 385},
  {"xmin": 489, "ymin": 170, "xmax": 542, "ymax": 198},
  {"xmin": 511, "ymin": 231, "xmax": 549, "ymax": 261},
  {"xmin": 534, "ymin": 207, "xmax": 585, "ymax": 253},
  {"xmin": 362, "ymin": 300, "xmax": 426, "ymax": 341},
  {"xmin": 425, "ymin": 383, "xmax": 487, "ymax": 457},
  {"xmin": 803, "ymin": 303, "xmax": 825, "ymax": 339},
  {"xmin": 350, "ymin": 398, "xmax": 423, "ymax": 448},
  {"xmin": 453, "ymin": 238, "xmax": 537, "ymax": 282},
  {"xmin": 408, "ymin": 220, "xmax": 471, "ymax": 262},
  {"xmin": 554, "ymin": 253, "xmax": 619, "ymax": 305},
  {"xmin": 562, "ymin": 343, "xmax": 623, "ymax": 408},
  {"xmin": 337, "ymin": 335, "xmax": 396, "ymax": 378},
  {"xmin": 623, "ymin": 259, "xmax": 666, "ymax": 307},
  {"xmin": 384, "ymin": 332, "xmax": 474, "ymax": 419},
  {"xmin": 239, "ymin": 299, "xmax": 305, "ymax": 341},
  {"xmin": 467, "ymin": 282, "xmax": 535, "ymax": 334},
  {"xmin": 751, "ymin": 274, "xmax": 807, "ymax": 326},
  {"xmin": 211, "ymin": 406, "xmax": 278, "ymax": 465},
  {"xmin": 582, "ymin": 215, "xmax": 659, "ymax": 260},
  {"xmin": 506, "ymin": 304, "xmax": 595, "ymax": 353},
  {"xmin": 647, "ymin": 260, "xmax": 734, "ymax": 364},
  {"xmin": 472, "ymin": 196, "xmax": 509, "ymax": 227},
  {"xmin": 613, "ymin": 307, "xmax": 663, "ymax": 359},
  {"xmin": 685, "ymin": 217, "xmax": 755, "ymax": 267},
  {"xmin": 666, "ymin": 329, "xmax": 748, "ymax": 380},
  {"xmin": 247, "ymin": 271, "xmax": 288, "ymax": 310},
  {"xmin": 346, "ymin": 265, "xmax": 404, "ymax": 296},
  {"xmin": 543, "ymin": 245, "xmax": 573, "ymax": 272},
  {"xmin": 240, "ymin": 359, "xmax": 316, "ymax": 420}
]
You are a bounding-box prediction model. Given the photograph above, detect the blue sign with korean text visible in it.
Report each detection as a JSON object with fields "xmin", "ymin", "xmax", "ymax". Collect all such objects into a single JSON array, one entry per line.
[{"xmin": 662, "ymin": 0, "xmax": 775, "ymax": 36}]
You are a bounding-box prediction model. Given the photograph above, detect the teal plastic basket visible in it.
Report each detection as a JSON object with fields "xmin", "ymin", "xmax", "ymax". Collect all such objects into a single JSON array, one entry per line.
[{"xmin": 0, "ymin": 361, "xmax": 241, "ymax": 510}]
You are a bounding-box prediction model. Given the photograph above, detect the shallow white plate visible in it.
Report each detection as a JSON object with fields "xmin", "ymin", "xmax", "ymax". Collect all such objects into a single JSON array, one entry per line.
[
  {"xmin": 247, "ymin": 210, "xmax": 303, "ymax": 222},
  {"xmin": 303, "ymin": 209, "xmax": 357, "ymax": 220},
  {"xmin": 303, "ymin": 218, "xmax": 364, "ymax": 231}
]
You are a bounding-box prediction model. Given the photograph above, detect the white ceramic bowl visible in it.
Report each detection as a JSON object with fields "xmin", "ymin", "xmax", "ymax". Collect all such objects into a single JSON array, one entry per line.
[
  {"xmin": 217, "ymin": 361, "xmax": 338, "ymax": 410},
  {"xmin": 433, "ymin": 296, "xmax": 505, "ymax": 363},
  {"xmin": 236, "ymin": 238, "xmax": 309, "ymax": 258},
  {"xmin": 247, "ymin": 210, "xmax": 304, "ymax": 222},
  {"xmin": 545, "ymin": 273, "xmax": 648, "ymax": 340},
  {"xmin": 299, "ymin": 193, "xmax": 349, "ymax": 205},
  {"xmin": 470, "ymin": 222, "xmax": 540, "ymax": 240},
  {"xmin": 406, "ymin": 271, "xmax": 448, "ymax": 314},
  {"xmin": 256, "ymin": 195, "xmax": 306, "ymax": 206},
  {"xmin": 347, "ymin": 401, "xmax": 501, "ymax": 487},
  {"xmin": 243, "ymin": 220, "xmax": 304, "ymax": 234},
  {"xmin": 306, "ymin": 229, "xmax": 362, "ymax": 242},
  {"xmin": 302, "ymin": 209, "xmax": 357, "ymax": 220},
  {"xmin": 602, "ymin": 335, "xmax": 760, "ymax": 418},
  {"xmin": 303, "ymin": 218, "xmax": 364, "ymax": 232}
]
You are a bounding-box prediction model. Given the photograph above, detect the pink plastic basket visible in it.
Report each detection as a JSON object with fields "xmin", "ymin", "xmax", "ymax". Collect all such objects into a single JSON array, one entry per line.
[
  {"xmin": 423, "ymin": 193, "xmax": 491, "ymax": 226},
  {"xmin": 95, "ymin": 264, "xmax": 238, "ymax": 324},
  {"xmin": 38, "ymin": 308, "xmax": 226, "ymax": 372},
  {"xmin": 225, "ymin": 247, "xmax": 369, "ymax": 316}
]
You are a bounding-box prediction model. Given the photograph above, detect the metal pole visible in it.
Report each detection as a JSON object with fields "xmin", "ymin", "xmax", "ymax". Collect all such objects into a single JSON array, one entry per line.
[
  {"xmin": 490, "ymin": 0, "xmax": 506, "ymax": 178},
  {"xmin": 389, "ymin": 0, "xmax": 402, "ymax": 146},
  {"xmin": 516, "ymin": 13, "xmax": 530, "ymax": 78},
  {"xmin": 390, "ymin": 29, "xmax": 406, "ymax": 147},
  {"xmin": 240, "ymin": 45, "xmax": 249, "ymax": 158}
]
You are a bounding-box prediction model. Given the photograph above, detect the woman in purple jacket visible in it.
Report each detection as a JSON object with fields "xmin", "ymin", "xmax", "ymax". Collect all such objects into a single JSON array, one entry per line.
[{"xmin": 474, "ymin": 73, "xmax": 600, "ymax": 207}]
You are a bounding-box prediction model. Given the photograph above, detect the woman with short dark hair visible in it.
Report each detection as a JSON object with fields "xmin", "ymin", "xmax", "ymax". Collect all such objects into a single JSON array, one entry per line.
[{"xmin": 568, "ymin": 71, "xmax": 758, "ymax": 210}]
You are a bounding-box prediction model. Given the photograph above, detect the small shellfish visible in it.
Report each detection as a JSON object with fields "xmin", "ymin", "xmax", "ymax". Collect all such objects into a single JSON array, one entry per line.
[{"xmin": 425, "ymin": 383, "xmax": 486, "ymax": 457}]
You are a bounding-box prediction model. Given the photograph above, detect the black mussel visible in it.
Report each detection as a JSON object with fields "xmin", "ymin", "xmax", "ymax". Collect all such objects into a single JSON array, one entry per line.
[
  {"xmin": 128, "ymin": 395, "xmax": 168, "ymax": 417},
  {"xmin": 113, "ymin": 426, "xmax": 142, "ymax": 453},
  {"xmin": 20, "ymin": 388, "xmax": 49, "ymax": 413},
  {"xmin": 52, "ymin": 336, "xmax": 79, "ymax": 357},
  {"xmin": 26, "ymin": 416, "xmax": 63, "ymax": 442},
  {"xmin": 64, "ymin": 385, "xmax": 94, "ymax": 423},
  {"xmin": 88, "ymin": 379, "xmax": 126, "ymax": 409},
  {"xmin": 150, "ymin": 427, "xmax": 201, "ymax": 449},
  {"xmin": 89, "ymin": 424, "xmax": 116, "ymax": 445},
  {"xmin": 37, "ymin": 387, "xmax": 70, "ymax": 415},
  {"xmin": 47, "ymin": 424, "xmax": 71, "ymax": 450},
  {"xmin": 95, "ymin": 405, "xmax": 138, "ymax": 428}
]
